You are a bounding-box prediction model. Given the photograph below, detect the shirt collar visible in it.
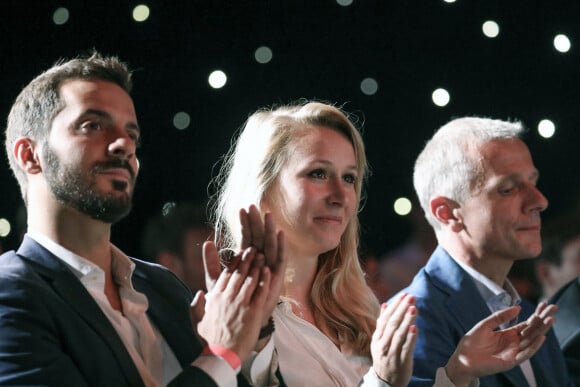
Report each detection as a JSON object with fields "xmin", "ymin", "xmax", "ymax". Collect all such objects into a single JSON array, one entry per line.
[
  {"xmin": 26, "ymin": 229, "xmax": 136, "ymax": 291},
  {"xmin": 449, "ymin": 253, "xmax": 521, "ymax": 312}
]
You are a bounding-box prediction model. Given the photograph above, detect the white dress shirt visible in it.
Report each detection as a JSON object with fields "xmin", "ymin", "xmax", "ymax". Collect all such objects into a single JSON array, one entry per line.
[
  {"xmin": 244, "ymin": 300, "xmax": 470, "ymax": 387},
  {"xmin": 27, "ymin": 230, "xmax": 236, "ymax": 387}
]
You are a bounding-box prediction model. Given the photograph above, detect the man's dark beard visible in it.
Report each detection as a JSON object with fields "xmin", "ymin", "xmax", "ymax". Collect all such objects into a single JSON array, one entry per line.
[{"xmin": 42, "ymin": 143, "xmax": 135, "ymax": 224}]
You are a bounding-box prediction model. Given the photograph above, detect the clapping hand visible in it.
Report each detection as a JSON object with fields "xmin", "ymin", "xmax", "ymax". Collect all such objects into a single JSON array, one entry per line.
[
  {"xmin": 239, "ymin": 205, "xmax": 286, "ymax": 331},
  {"xmin": 445, "ymin": 302, "xmax": 557, "ymax": 387},
  {"xmin": 371, "ymin": 293, "xmax": 418, "ymax": 387},
  {"xmin": 191, "ymin": 244, "xmax": 271, "ymax": 362},
  {"xmin": 192, "ymin": 204, "xmax": 286, "ymax": 357}
]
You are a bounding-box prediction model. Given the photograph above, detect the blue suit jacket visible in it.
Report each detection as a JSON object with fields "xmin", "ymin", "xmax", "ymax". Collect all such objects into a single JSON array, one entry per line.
[
  {"xmin": 0, "ymin": 236, "xmax": 217, "ymax": 386},
  {"xmin": 551, "ymin": 277, "xmax": 580, "ymax": 386},
  {"xmin": 400, "ymin": 246, "xmax": 573, "ymax": 387}
]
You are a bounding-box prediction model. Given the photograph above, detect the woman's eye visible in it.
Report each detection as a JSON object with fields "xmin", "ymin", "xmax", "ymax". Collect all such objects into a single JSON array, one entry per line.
[
  {"xmin": 343, "ymin": 174, "xmax": 356, "ymax": 184},
  {"xmin": 308, "ymin": 169, "xmax": 326, "ymax": 179}
]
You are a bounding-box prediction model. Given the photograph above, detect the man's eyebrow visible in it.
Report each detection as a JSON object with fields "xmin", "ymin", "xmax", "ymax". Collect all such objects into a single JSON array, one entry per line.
[
  {"xmin": 501, "ymin": 169, "xmax": 540, "ymax": 183},
  {"xmin": 82, "ymin": 109, "xmax": 140, "ymax": 133},
  {"xmin": 523, "ymin": 169, "xmax": 540, "ymax": 182}
]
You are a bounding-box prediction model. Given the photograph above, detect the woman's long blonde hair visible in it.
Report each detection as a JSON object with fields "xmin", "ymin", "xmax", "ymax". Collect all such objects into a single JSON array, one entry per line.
[{"xmin": 211, "ymin": 101, "xmax": 380, "ymax": 356}]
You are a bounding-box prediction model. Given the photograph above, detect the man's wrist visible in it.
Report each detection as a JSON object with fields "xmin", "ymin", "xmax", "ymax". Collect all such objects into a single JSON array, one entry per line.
[{"xmin": 444, "ymin": 360, "xmax": 474, "ymax": 387}]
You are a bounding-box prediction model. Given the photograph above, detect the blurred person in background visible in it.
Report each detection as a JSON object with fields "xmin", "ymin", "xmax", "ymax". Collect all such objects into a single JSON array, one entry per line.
[
  {"xmin": 142, "ymin": 201, "xmax": 213, "ymax": 292},
  {"xmin": 378, "ymin": 204, "xmax": 437, "ymax": 302},
  {"xmin": 534, "ymin": 212, "xmax": 580, "ymax": 302}
]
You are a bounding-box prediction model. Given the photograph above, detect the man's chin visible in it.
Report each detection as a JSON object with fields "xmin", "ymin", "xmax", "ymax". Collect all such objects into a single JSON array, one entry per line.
[
  {"xmin": 78, "ymin": 193, "xmax": 133, "ymax": 224},
  {"xmin": 88, "ymin": 204, "xmax": 132, "ymax": 224},
  {"xmin": 517, "ymin": 244, "xmax": 542, "ymax": 260}
]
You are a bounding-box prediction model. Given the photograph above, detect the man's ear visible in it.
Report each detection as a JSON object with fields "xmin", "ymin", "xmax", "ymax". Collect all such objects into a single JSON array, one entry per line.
[
  {"xmin": 13, "ymin": 137, "xmax": 42, "ymax": 174},
  {"xmin": 430, "ymin": 196, "xmax": 464, "ymax": 232}
]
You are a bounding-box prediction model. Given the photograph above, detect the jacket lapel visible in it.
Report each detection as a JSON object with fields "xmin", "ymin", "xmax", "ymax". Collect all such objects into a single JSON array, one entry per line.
[
  {"xmin": 426, "ymin": 248, "xmax": 490, "ymax": 331},
  {"xmin": 17, "ymin": 236, "xmax": 145, "ymax": 387},
  {"xmin": 426, "ymin": 247, "xmax": 529, "ymax": 386},
  {"xmin": 132, "ymin": 264, "xmax": 202, "ymax": 368}
]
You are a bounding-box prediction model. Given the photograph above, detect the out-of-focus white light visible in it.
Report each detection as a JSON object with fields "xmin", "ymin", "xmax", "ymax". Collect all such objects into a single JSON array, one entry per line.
[
  {"xmin": 554, "ymin": 34, "xmax": 571, "ymax": 53},
  {"xmin": 538, "ymin": 119, "xmax": 556, "ymax": 138},
  {"xmin": 443, "ymin": 0, "xmax": 456, "ymax": 3},
  {"xmin": 133, "ymin": 4, "xmax": 150, "ymax": 22},
  {"xmin": 208, "ymin": 70, "xmax": 227, "ymax": 89},
  {"xmin": 432, "ymin": 88, "xmax": 450, "ymax": 107},
  {"xmin": 53, "ymin": 7, "xmax": 70, "ymax": 25},
  {"xmin": 336, "ymin": 0, "xmax": 353, "ymax": 6},
  {"xmin": 255, "ymin": 46, "xmax": 273, "ymax": 64},
  {"xmin": 173, "ymin": 112, "xmax": 191, "ymax": 130},
  {"xmin": 394, "ymin": 197, "xmax": 412, "ymax": 216},
  {"xmin": 360, "ymin": 78, "xmax": 378, "ymax": 95},
  {"xmin": 482, "ymin": 20, "xmax": 500, "ymax": 38},
  {"xmin": 162, "ymin": 202, "xmax": 176, "ymax": 216},
  {"xmin": 0, "ymin": 218, "xmax": 11, "ymax": 237}
]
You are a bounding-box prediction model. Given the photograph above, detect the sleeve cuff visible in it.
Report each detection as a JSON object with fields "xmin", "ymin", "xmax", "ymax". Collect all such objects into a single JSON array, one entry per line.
[
  {"xmin": 192, "ymin": 352, "xmax": 237, "ymax": 387},
  {"xmin": 242, "ymin": 337, "xmax": 275, "ymax": 386},
  {"xmin": 202, "ymin": 345, "xmax": 241, "ymax": 372},
  {"xmin": 435, "ymin": 367, "xmax": 480, "ymax": 387},
  {"xmin": 362, "ymin": 367, "xmax": 391, "ymax": 386}
]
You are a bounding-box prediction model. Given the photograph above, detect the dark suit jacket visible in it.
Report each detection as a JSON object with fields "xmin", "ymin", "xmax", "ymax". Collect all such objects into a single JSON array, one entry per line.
[
  {"xmin": 0, "ymin": 236, "xmax": 217, "ymax": 386},
  {"xmin": 400, "ymin": 246, "xmax": 573, "ymax": 387},
  {"xmin": 551, "ymin": 277, "xmax": 580, "ymax": 386}
]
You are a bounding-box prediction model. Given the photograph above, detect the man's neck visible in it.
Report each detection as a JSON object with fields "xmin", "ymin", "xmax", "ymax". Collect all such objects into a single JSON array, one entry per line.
[
  {"xmin": 442, "ymin": 242, "xmax": 512, "ymax": 287},
  {"xmin": 28, "ymin": 205, "xmax": 113, "ymax": 272}
]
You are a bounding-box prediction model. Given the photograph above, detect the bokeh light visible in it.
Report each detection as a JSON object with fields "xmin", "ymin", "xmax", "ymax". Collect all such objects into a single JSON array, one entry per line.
[
  {"xmin": 255, "ymin": 46, "xmax": 273, "ymax": 64},
  {"xmin": 538, "ymin": 119, "xmax": 556, "ymax": 138},
  {"xmin": 393, "ymin": 197, "xmax": 412, "ymax": 216},
  {"xmin": 432, "ymin": 88, "xmax": 450, "ymax": 107},
  {"xmin": 554, "ymin": 34, "xmax": 571, "ymax": 53},
  {"xmin": 173, "ymin": 112, "xmax": 191, "ymax": 130},
  {"xmin": 162, "ymin": 202, "xmax": 176, "ymax": 216},
  {"xmin": 482, "ymin": 20, "xmax": 500, "ymax": 38},
  {"xmin": 52, "ymin": 7, "xmax": 70, "ymax": 25},
  {"xmin": 0, "ymin": 218, "xmax": 11, "ymax": 237},
  {"xmin": 132, "ymin": 4, "xmax": 150, "ymax": 22},
  {"xmin": 208, "ymin": 70, "xmax": 227, "ymax": 89},
  {"xmin": 360, "ymin": 78, "xmax": 378, "ymax": 95}
]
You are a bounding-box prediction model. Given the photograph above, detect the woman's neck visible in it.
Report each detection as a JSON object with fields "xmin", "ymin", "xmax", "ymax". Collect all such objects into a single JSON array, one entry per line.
[
  {"xmin": 283, "ymin": 250, "xmax": 341, "ymax": 348},
  {"xmin": 282, "ymin": 251, "xmax": 319, "ymax": 324},
  {"xmin": 283, "ymin": 251, "xmax": 317, "ymax": 298}
]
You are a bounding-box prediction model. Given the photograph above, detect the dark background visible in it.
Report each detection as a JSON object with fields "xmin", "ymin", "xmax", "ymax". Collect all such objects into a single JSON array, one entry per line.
[{"xmin": 2, "ymin": 0, "xmax": 580, "ymax": 258}]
